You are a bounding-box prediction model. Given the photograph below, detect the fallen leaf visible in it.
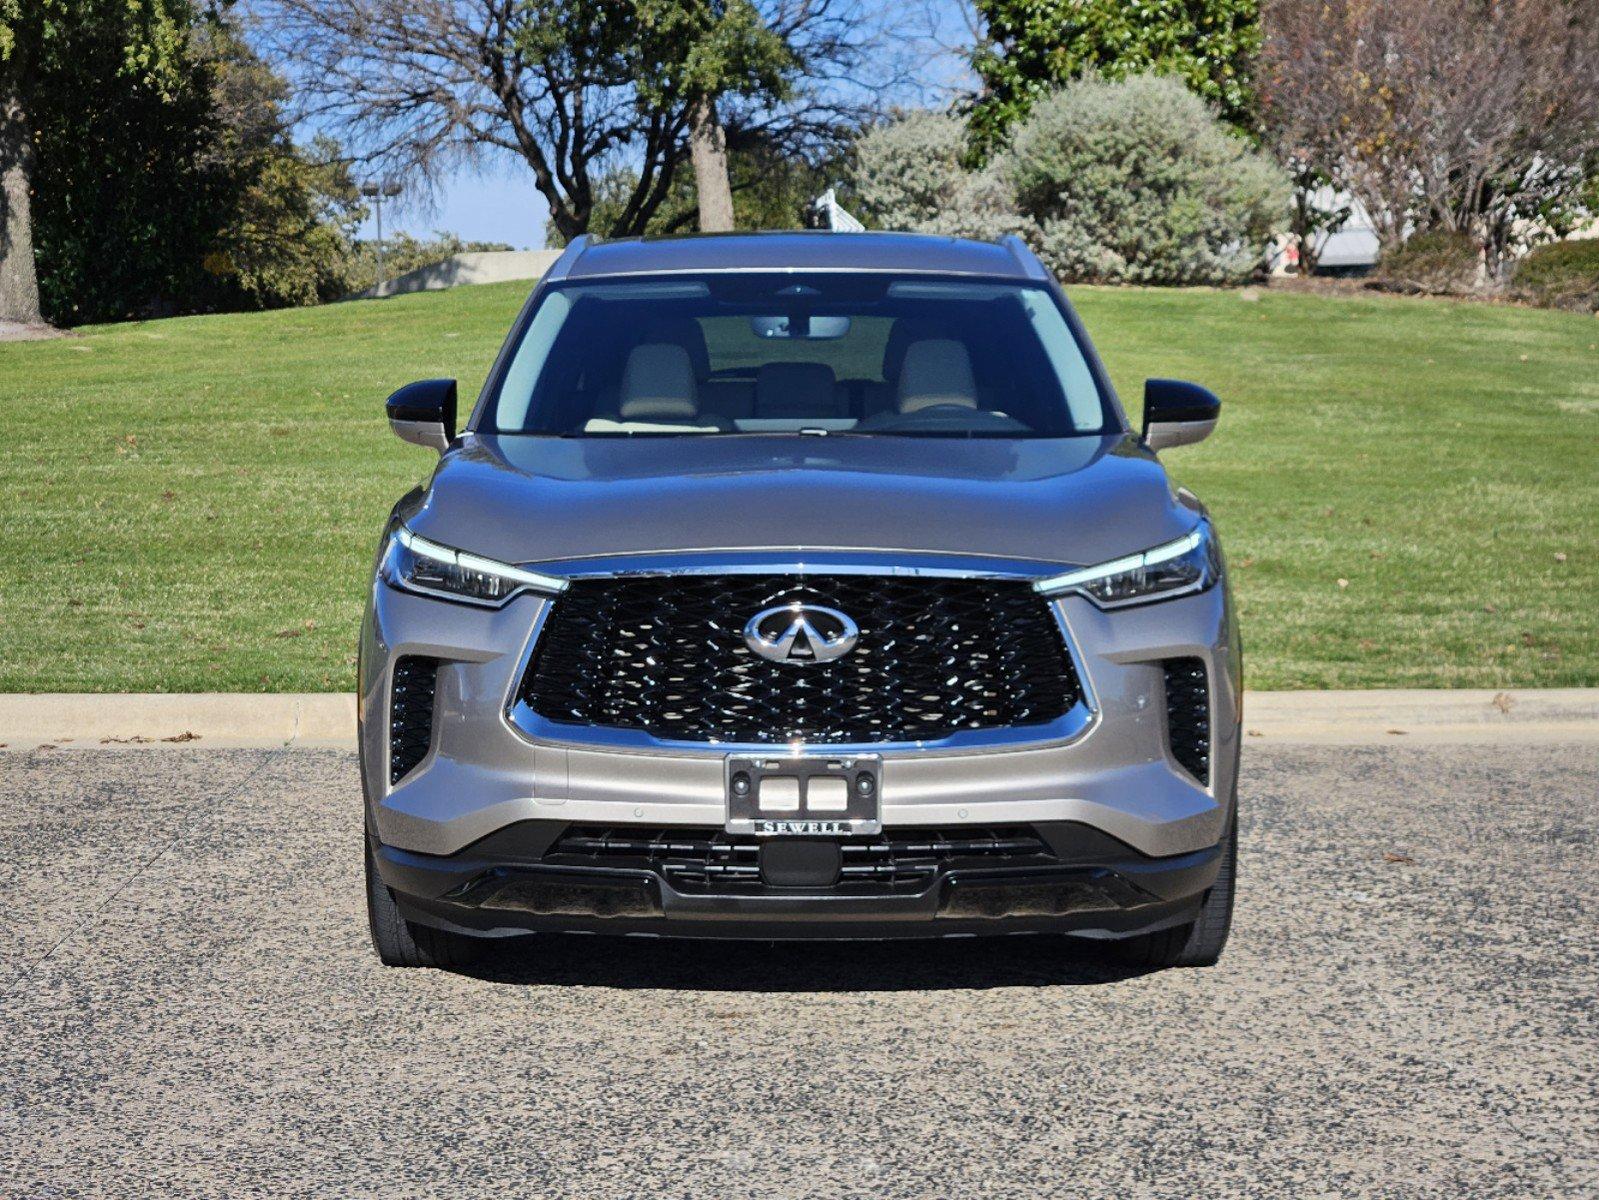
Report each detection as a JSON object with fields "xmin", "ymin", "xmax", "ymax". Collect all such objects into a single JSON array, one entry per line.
[
  {"xmin": 161, "ymin": 731, "xmax": 200, "ymax": 743},
  {"xmin": 1554, "ymin": 552, "xmax": 1567, "ymax": 563},
  {"xmin": 1492, "ymin": 692, "xmax": 1515, "ymax": 714},
  {"xmin": 272, "ymin": 627, "xmax": 305, "ymax": 639},
  {"xmin": 37, "ymin": 744, "xmax": 57, "ymax": 750},
  {"xmin": 1386, "ymin": 728, "xmax": 1407, "ymax": 735},
  {"xmin": 1383, "ymin": 852, "xmax": 1415, "ymax": 865},
  {"xmin": 100, "ymin": 735, "xmax": 154, "ymax": 745},
  {"xmin": 1246, "ymin": 729, "xmax": 1264, "ymax": 738},
  {"xmin": 1337, "ymin": 578, "xmax": 1349, "ymax": 589},
  {"xmin": 1483, "ymin": 603, "xmax": 1497, "ymax": 613}
]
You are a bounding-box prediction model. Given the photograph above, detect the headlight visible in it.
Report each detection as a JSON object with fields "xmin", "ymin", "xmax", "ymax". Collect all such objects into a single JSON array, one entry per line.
[
  {"xmin": 1034, "ymin": 522, "xmax": 1218, "ymax": 608},
  {"xmin": 381, "ymin": 526, "xmax": 567, "ymax": 607}
]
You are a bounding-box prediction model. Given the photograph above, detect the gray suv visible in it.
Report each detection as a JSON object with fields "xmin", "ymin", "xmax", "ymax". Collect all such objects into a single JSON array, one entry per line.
[{"xmin": 361, "ymin": 232, "xmax": 1239, "ymax": 970}]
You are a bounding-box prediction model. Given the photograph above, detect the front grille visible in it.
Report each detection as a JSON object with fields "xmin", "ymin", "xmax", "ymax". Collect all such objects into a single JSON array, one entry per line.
[
  {"xmin": 520, "ymin": 574, "xmax": 1080, "ymax": 744},
  {"xmin": 546, "ymin": 825, "xmax": 1056, "ymax": 891},
  {"xmin": 389, "ymin": 655, "xmax": 439, "ymax": 784},
  {"xmin": 1163, "ymin": 657, "xmax": 1211, "ymax": 783}
]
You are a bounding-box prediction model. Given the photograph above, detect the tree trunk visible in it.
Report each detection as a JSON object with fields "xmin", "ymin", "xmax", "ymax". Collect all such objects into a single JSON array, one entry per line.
[
  {"xmin": 0, "ymin": 80, "xmax": 43, "ymax": 326},
  {"xmin": 689, "ymin": 96, "xmax": 734, "ymax": 234}
]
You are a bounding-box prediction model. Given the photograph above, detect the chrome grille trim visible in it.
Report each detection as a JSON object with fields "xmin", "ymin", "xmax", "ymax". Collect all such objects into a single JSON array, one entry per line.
[{"xmin": 502, "ymin": 565, "xmax": 1099, "ymax": 757}]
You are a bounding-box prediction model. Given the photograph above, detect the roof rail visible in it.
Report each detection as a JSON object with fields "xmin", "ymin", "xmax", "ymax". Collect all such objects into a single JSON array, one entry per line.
[
  {"xmin": 1000, "ymin": 234, "xmax": 1051, "ymax": 281},
  {"xmin": 543, "ymin": 233, "xmax": 600, "ymax": 284}
]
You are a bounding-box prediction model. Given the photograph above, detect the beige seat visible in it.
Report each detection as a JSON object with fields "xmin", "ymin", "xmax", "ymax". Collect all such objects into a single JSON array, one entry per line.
[
  {"xmin": 896, "ymin": 339, "xmax": 978, "ymax": 412},
  {"xmin": 618, "ymin": 343, "xmax": 700, "ymax": 420}
]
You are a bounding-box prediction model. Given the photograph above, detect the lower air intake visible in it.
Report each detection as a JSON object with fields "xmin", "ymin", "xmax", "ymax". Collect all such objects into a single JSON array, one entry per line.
[
  {"xmin": 389, "ymin": 656, "xmax": 439, "ymax": 784},
  {"xmin": 1163, "ymin": 657, "xmax": 1211, "ymax": 784}
]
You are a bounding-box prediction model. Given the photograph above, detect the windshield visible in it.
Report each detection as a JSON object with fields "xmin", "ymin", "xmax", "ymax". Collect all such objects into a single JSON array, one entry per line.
[{"xmin": 481, "ymin": 272, "xmax": 1114, "ymax": 438}]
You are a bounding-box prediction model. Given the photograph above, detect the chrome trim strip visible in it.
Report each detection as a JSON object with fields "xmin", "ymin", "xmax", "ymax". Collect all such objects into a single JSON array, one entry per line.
[
  {"xmin": 520, "ymin": 548, "xmax": 1078, "ymax": 581},
  {"xmin": 499, "ymin": 568, "xmax": 1101, "ymax": 759}
]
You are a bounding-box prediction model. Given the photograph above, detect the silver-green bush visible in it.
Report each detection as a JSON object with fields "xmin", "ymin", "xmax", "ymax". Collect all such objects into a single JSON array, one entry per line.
[
  {"xmin": 848, "ymin": 111, "xmax": 1027, "ymax": 241},
  {"xmin": 1002, "ymin": 75, "xmax": 1289, "ymax": 284}
]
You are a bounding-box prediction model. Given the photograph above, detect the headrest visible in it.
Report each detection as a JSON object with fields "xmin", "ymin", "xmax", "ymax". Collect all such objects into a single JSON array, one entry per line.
[
  {"xmin": 897, "ymin": 339, "xmax": 977, "ymax": 412},
  {"xmin": 755, "ymin": 362, "xmax": 840, "ymax": 418},
  {"xmin": 882, "ymin": 318, "xmax": 958, "ymax": 380},
  {"xmin": 619, "ymin": 343, "xmax": 699, "ymax": 420},
  {"xmin": 641, "ymin": 318, "xmax": 710, "ymax": 380}
]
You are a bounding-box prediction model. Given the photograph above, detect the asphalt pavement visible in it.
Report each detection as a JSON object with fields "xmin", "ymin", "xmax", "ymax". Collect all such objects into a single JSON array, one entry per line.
[{"xmin": 2, "ymin": 743, "xmax": 1595, "ymax": 1198}]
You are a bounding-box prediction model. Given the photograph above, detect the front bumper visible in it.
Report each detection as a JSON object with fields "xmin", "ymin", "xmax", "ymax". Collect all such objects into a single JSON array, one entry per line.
[
  {"xmin": 358, "ymin": 564, "xmax": 1241, "ymax": 868},
  {"xmin": 371, "ymin": 820, "xmax": 1221, "ymax": 941}
]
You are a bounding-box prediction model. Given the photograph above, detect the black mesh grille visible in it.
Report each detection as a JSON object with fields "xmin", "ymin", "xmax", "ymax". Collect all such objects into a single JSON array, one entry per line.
[
  {"xmin": 389, "ymin": 656, "xmax": 439, "ymax": 784},
  {"xmin": 520, "ymin": 574, "xmax": 1080, "ymax": 744},
  {"xmin": 546, "ymin": 825, "xmax": 1055, "ymax": 891},
  {"xmin": 1163, "ymin": 657, "xmax": 1210, "ymax": 784}
]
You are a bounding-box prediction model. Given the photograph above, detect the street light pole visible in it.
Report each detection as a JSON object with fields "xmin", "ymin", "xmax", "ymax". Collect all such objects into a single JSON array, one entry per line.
[{"xmin": 360, "ymin": 180, "xmax": 404, "ymax": 294}]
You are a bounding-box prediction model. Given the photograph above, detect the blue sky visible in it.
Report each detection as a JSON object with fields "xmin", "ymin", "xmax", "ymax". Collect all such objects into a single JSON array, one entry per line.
[
  {"xmin": 373, "ymin": 157, "xmax": 552, "ymax": 250},
  {"xmin": 356, "ymin": 3, "xmax": 978, "ymax": 249}
]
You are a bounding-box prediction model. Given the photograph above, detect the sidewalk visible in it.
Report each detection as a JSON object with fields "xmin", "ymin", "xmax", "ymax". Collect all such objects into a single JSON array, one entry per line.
[{"xmin": 1, "ymin": 688, "xmax": 1595, "ymax": 749}]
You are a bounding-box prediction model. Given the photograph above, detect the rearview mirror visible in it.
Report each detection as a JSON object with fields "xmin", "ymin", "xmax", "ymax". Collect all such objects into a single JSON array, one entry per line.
[
  {"xmin": 386, "ymin": 379, "xmax": 457, "ymax": 453},
  {"xmin": 1143, "ymin": 379, "xmax": 1220, "ymax": 451}
]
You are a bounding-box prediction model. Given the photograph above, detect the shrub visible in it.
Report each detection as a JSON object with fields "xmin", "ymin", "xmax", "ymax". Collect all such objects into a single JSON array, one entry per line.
[
  {"xmin": 1000, "ymin": 74, "xmax": 1289, "ymax": 285},
  {"xmin": 1376, "ymin": 230, "xmax": 1481, "ymax": 295},
  {"xmin": 847, "ymin": 111, "xmax": 1028, "ymax": 241},
  {"xmin": 1513, "ymin": 239, "xmax": 1599, "ymax": 311}
]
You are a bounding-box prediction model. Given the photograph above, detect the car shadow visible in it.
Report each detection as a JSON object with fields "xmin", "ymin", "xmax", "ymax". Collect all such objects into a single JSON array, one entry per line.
[{"xmin": 458, "ymin": 933, "xmax": 1154, "ymax": 992}]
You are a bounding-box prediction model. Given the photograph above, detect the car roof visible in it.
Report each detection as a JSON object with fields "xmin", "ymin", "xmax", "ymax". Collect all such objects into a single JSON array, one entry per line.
[{"xmin": 556, "ymin": 231, "xmax": 1043, "ymax": 281}]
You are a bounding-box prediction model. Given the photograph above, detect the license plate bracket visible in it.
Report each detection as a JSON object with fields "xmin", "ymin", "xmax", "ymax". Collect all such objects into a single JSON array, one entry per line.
[{"xmin": 725, "ymin": 754, "xmax": 881, "ymax": 836}]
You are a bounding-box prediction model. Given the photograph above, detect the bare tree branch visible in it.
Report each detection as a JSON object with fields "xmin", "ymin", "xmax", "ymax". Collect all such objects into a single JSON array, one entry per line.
[{"xmin": 247, "ymin": 0, "xmax": 906, "ymax": 239}]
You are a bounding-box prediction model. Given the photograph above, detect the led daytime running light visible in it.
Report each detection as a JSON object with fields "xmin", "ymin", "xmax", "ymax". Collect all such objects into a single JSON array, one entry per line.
[
  {"xmin": 1033, "ymin": 526, "xmax": 1208, "ymax": 599},
  {"xmin": 394, "ymin": 527, "xmax": 568, "ymax": 596}
]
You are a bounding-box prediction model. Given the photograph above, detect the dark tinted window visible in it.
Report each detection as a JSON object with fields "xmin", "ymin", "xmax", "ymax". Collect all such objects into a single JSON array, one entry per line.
[{"xmin": 485, "ymin": 273, "xmax": 1111, "ymax": 437}]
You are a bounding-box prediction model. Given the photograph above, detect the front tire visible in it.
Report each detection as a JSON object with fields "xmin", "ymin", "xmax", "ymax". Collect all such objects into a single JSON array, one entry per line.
[
  {"xmin": 1114, "ymin": 818, "xmax": 1236, "ymax": 970},
  {"xmin": 365, "ymin": 839, "xmax": 484, "ymax": 969}
]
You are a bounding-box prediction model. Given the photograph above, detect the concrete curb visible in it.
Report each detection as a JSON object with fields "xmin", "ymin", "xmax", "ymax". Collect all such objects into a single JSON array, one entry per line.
[
  {"xmin": 0, "ymin": 694, "xmax": 358, "ymax": 750},
  {"xmin": 1, "ymin": 688, "xmax": 1596, "ymax": 750}
]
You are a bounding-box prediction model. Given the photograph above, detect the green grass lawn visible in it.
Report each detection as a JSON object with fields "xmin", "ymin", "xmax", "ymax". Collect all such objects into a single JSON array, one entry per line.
[{"xmin": 1, "ymin": 280, "xmax": 1595, "ymax": 692}]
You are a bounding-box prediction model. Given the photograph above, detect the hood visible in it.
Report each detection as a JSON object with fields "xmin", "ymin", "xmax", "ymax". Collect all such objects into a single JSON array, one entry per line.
[{"xmin": 407, "ymin": 433, "xmax": 1195, "ymax": 571}]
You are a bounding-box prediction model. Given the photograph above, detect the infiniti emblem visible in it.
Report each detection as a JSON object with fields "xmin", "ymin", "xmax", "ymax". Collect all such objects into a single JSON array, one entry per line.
[{"xmin": 743, "ymin": 603, "xmax": 860, "ymax": 664}]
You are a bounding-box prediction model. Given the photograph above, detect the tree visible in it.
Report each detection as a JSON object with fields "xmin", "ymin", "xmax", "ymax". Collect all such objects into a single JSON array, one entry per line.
[
  {"xmin": 253, "ymin": 0, "xmax": 880, "ymax": 240},
  {"xmin": 968, "ymin": 0, "xmax": 1262, "ymax": 154},
  {"xmin": 1262, "ymin": 0, "xmax": 1599, "ymax": 280},
  {"xmin": 545, "ymin": 131, "xmax": 845, "ymax": 243},
  {"xmin": 1, "ymin": 0, "xmax": 206, "ymax": 324},
  {"xmin": 5, "ymin": 0, "xmax": 374, "ymax": 323},
  {"xmin": 0, "ymin": 0, "xmax": 39, "ymax": 324},
  {"xmin": 1, "ymin": 0, "xmax": 213, "ymax": 324},
  {"xmin": 198, "ymin": 28, "xmax": 368, "ymax": 307}
]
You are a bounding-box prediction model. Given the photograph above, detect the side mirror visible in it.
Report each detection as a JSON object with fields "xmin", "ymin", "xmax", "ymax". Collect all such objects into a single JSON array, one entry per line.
[
  {"xmin": 1143, "ymin": 378, "xmax": 1220, "ymax": 451},
  {"xmin": 386, "ymin": 379, "xmax": 457, "ymax": 453}
]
